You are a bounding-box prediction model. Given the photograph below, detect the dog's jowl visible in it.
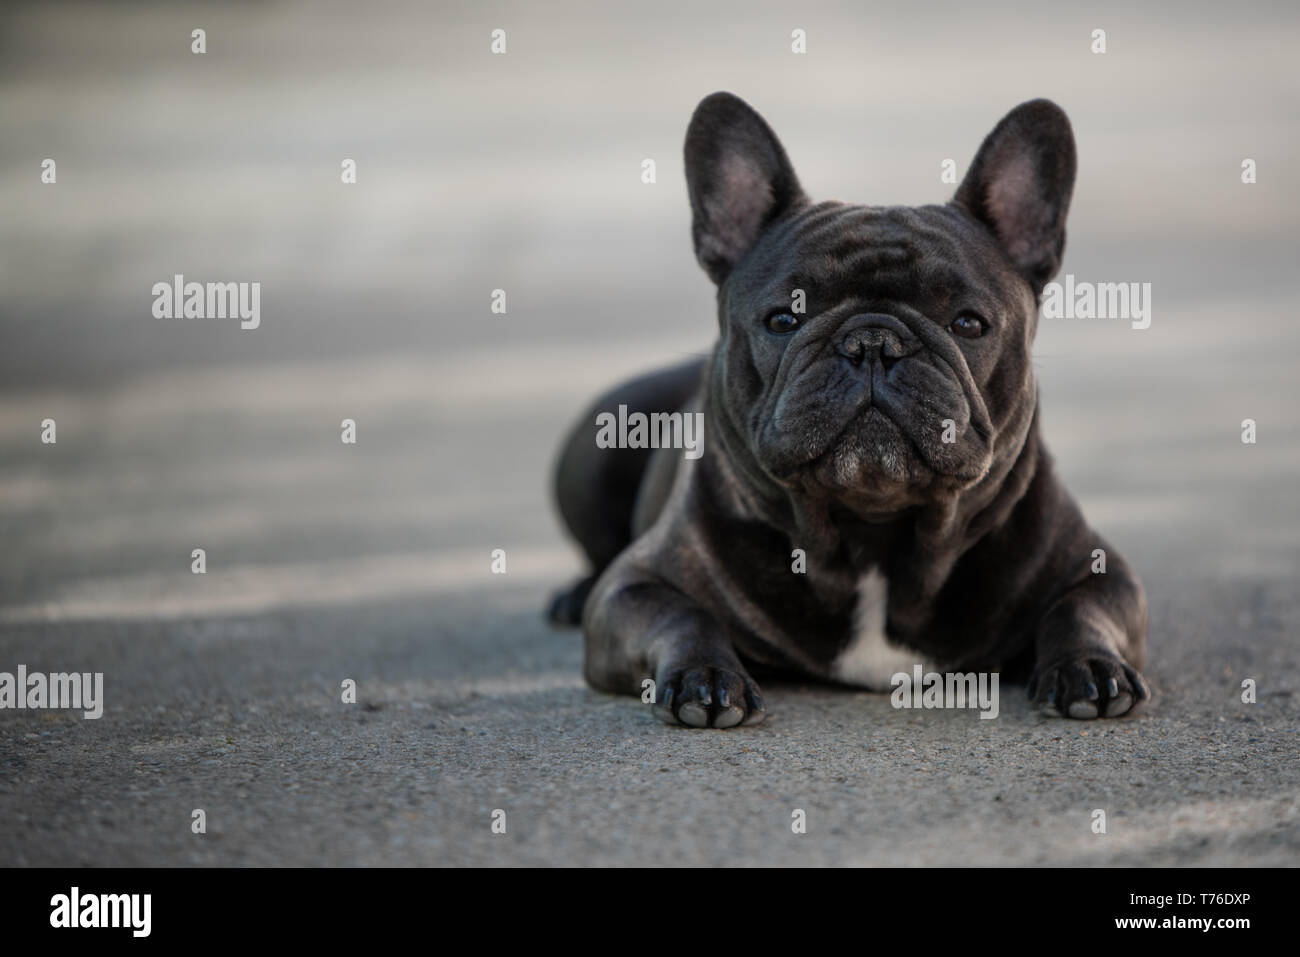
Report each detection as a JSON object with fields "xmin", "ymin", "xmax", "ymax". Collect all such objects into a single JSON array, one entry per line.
[{"xmin": 550, "ymin": 92, "xmax": 1148, "ymax": 728}]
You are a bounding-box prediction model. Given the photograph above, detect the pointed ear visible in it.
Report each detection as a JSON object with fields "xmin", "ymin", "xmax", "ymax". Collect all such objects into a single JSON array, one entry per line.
[
  {"xmin": 954, "ymin": 99, "xmax": 1076, "ymax": 293},
  {"xmin": 685, "ymin": 92, "xmax": 806, "ymax": 285}
]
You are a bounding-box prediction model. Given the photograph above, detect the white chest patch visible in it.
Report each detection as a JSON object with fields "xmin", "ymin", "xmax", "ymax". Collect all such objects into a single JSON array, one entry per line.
[{"xmin": 830, "ymin": 569, "xmax": 931, "ymax": 691}]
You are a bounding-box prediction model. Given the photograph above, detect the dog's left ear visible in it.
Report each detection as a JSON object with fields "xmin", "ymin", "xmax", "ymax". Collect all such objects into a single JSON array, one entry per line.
[
  {"xmin": 685, "ymin": 92, "xmax": 807, "ymax": 285},
  {"xmin": 954, "ymin": 99, "xmax": 1076, "ymax": 293}
]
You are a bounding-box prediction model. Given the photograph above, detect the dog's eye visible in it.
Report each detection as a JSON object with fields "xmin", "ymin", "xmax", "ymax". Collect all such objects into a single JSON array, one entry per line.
[
  {"xmin": 766, "ymin": 313, "xmax": 801, "ymax": 334},
  {"xmin": 950, "ymin": 313, "xmax": 986, "ymax": 338}
]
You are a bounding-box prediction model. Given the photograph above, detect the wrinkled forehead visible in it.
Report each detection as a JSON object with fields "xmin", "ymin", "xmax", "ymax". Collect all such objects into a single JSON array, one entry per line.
[{"xmin": 733, "ymin": 201, "xmax": 1028, "ymax": 319}]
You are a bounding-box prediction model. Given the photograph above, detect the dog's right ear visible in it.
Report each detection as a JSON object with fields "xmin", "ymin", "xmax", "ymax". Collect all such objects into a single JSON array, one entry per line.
[
  {"xmin": 685, "ymin": 92, "xmax": 806, "ymax": 285},
  {"xmin": 953, "ymin": 99, "xmax": 1076, "ymax": 294}
]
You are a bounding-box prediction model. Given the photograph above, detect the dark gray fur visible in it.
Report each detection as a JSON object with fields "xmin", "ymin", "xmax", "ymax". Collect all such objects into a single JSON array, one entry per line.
[{"xmin": 550, "ymin": 93, "xmax": 1148, "ymax": 728}]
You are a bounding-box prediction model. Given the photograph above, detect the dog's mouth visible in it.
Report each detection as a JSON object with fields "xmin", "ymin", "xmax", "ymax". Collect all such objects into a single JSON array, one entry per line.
[
  {"xmin": 790, "ymin": 404, "xmax": 929, "ymax": 489},
  {"xmin": 743, "ymin": 316, "xmax": 999, "ymax": 500},
  {"xmin": 758, "ymin": 383, "xmax": 989, "ymax": 499}
]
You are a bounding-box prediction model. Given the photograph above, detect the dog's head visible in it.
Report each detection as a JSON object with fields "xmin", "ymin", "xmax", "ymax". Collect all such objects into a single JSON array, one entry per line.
[{"xmin": 686, "ymin": 93, "xmax": 1075, "ymax": 516}]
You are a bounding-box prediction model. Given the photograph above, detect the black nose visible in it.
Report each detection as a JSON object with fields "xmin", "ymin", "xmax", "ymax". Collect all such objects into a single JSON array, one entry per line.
[{"xmin": 836, "ymin": 320, "xmax": 920, "ymax": 370}]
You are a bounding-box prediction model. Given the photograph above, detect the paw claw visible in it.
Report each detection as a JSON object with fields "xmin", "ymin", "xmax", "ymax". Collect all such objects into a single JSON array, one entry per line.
[
  {"xmin": 652, "ymin": 663, "xmax": 764, "ymax": 729},
  {"xmin": 1031, "ymin": 654, "xmax": 1146, "ymax": 720},
  {"xmin": 1124, "ymin": 665, "xmax": 1151, "ymax": 702}
]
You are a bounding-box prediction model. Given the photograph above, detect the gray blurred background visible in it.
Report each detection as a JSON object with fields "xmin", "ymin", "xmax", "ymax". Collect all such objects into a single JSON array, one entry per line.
[{"xmin": 0, "ymin": 1, "xmax": 1296, "ymax": 866}]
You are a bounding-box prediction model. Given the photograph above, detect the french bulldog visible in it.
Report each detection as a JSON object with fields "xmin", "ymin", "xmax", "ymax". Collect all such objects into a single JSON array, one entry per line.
[{"xmin": 549, "ymin": 92, "xmax": 1149, "ymax": 728}]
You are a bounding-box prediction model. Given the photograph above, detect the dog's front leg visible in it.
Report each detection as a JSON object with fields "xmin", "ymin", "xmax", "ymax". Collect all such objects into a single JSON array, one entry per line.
[
  {"xmin": 583, "ymin": 573, "xmax": 765, "ymax": 729},
  {"xmin": 1029, "ymin": 552, "xmax": 1149, "ymax": 719}
]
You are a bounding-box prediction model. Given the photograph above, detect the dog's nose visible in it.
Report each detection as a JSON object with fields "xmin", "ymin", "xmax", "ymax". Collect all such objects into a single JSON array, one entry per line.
[{"xmin": 836, "ymin": 322, "xmax": 920, "ymax": 370}]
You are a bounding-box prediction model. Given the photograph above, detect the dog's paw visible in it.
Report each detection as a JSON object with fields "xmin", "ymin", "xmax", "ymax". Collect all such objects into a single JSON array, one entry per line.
[
  {"xmin": 546, "ymin": 576, "xmax": 596, "ymax": 627},
  {"xmin": 652, "ymin": 665, "xmax": 766, "ymax": 729},
  {"xmin": 1028, "ymin": 654, "xmax": 1149, "ymax": 719}
]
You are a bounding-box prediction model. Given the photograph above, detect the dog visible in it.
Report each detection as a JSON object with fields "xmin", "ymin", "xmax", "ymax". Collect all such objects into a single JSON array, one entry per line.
[{"xmin": 549, "ymin": 92, "xmax": 1148, "ymax": 728}]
